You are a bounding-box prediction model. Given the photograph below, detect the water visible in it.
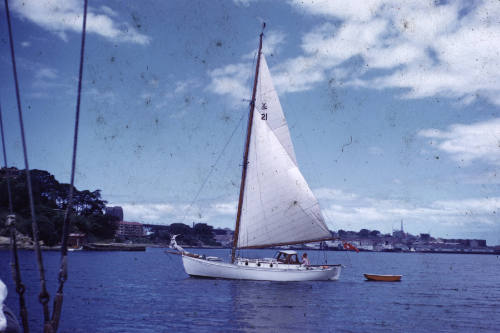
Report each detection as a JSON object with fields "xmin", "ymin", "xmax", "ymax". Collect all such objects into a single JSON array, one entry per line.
[{"xmin": 1, "ymin": 248, "xmax": 499, "ymax": 332}]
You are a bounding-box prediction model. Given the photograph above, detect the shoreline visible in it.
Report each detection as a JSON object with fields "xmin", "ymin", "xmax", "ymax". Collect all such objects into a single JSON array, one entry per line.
[{"xmin": 1, "ymin": 243, "xmax": 499, "ymax": 255}]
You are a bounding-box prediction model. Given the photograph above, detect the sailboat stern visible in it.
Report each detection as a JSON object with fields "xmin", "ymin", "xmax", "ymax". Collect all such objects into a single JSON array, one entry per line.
[{"xmin": 327, "ymin": 265, "xmax": 342, "ymax": 281}]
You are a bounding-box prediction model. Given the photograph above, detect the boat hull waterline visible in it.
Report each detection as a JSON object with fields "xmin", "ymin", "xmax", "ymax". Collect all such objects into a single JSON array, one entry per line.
[{"xmin": 182, "ymin": 255, "xmax": 342, "ymax": 281}]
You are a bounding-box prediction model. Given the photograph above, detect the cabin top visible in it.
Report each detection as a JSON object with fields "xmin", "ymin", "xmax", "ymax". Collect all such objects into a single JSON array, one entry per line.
[{"xmin": 277, "ymin": 250, "xmax": 297, "ymax": 255}]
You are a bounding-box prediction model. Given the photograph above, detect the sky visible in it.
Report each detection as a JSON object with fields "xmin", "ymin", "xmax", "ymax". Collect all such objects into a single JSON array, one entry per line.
[{"xmin": 0, "ymin": 0, "xmax": 499, "ymax": 244}]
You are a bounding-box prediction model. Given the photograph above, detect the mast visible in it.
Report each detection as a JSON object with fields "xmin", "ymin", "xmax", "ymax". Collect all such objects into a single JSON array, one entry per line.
[{"xmin": 231, "ymin": 26, "xmax": 265, "ymax": 263}]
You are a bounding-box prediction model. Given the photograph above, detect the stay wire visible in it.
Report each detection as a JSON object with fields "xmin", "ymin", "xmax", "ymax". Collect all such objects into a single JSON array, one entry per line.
[
  {"xmin": 4, "ymin": 0, "xmax": 52, "ymax": 330},
  {"xmin": 1, "ymin": 100, "xmax": 29, "ymax": 332},
  {"xmin": 0, "ymin": 102, "xmax": 13, "ymax": 214},
  {"xmin": 180, "ymin": 111, "xmax": 246, "ymax": 224},
  {"xmin": 51, "ymin": 0, "xmax": 88, "ymax": 331}
]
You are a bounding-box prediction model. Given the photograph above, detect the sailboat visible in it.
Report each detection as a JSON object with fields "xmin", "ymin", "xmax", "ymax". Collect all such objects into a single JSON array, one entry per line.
[{"xmin": 173, "ymin": 30, "xmax": 341, "ymax": 281}]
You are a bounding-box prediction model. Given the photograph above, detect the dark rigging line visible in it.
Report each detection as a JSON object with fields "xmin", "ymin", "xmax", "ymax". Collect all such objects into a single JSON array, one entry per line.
[
  {"xmin": 51, "ymin": 0, "xmax": 88, "ymax": 331},
  {"xmin": 0, "ymin": 102, "xmax": 13, "ymax": 214},
  {"xmin": 1, "ymin": 100, "xmax": 30, "ymax": 332},
  {"xmin": 180, "ymin": 112, "xmax": 246, "ymax": 225},
  {"xmin": 4, "ymin": 0, "xmax": 52, "ymax": 330}
]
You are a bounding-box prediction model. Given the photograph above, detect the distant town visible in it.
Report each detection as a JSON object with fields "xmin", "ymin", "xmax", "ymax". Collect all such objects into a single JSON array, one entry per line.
[{"xmin": 107, "ymin": 206, "xmax": 500, "ymax": 255}]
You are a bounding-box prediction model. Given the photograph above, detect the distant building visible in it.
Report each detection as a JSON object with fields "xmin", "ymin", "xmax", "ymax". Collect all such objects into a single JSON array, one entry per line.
[
  {"xmin": 325, "ymin": 240, "xmax": 343, "ymax": 250},
  {"xmin": 116, "ymin": 221, "xmax": 144, "ymax": 238},
  {"xmin": 419, "ymin": 233, "xmax": 431, "ymax": 242},
  {"xmin": 392, "ymin": 220, "xmax": 406, "ymax": 239},
  {"xmin": 441, "ymin": 238, "xmax": 487, "ymax": 248},
  {"xmin": 392, "ymin": 230, "xmax": 406, "ymax": 239},
  {"xmin": 469, "ymin": 239, "xmax": 487, "ymax": 248},
  {"xmin": 68, "ymin": 233, "xmax": 87, "ymax": 248},
  {"xmin": 349, "ymin": 239, "xmax": 375, "ymax": 251},
  {"xmin": 106, "ymin": 206, "xmax": 124, "ymax": 221}
]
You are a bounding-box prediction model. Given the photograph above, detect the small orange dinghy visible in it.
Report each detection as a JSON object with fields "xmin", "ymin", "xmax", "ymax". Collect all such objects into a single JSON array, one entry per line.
[{"xmin": 363, "ymin": 274, "xmax": 402, "ymax": 282}]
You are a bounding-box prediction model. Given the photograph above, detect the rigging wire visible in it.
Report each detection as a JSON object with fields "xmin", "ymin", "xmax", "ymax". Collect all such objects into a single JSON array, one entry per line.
[
  {"xmin": 179, "ymin": 111, "xmax": 246, "ymax": 225},
  {"xmin": 50, "ymin": 0, "xmax": 88, "ymax": 331},
  {"xmin": 4, "ymin": 0, "xmax": 52, "ymax": 329},
  {"xmin": 0, "ymin": 100, "xmax": 30, "ymax": 332},
  {"xmin": 0, "ymin": 103, "xmax": 13, "ymax": 215}
]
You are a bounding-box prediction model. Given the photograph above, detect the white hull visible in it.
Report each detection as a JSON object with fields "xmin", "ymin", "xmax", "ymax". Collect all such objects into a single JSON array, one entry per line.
[{"xmin": 182, "ymin": 255, "xmax": 341, "ymax": 281}]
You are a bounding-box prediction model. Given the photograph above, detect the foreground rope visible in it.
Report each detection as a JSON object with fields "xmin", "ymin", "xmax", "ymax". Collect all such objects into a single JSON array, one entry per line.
[
  {"xmin": 1, "ymin": 102, "xmax": 29, "ymax": 332},
  {"xmin": 4, "ymin": 0, "xmax": 52, "ymax": 330},
  {"xmin": 50, "ymin": 0, "xmax": 88, "ymax": 331}
]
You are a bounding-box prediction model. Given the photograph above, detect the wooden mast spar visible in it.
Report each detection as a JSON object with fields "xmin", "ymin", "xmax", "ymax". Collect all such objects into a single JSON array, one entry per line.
[{"xmin": 231, "ymin": 27, "xmax": 265, "ymax": 263}]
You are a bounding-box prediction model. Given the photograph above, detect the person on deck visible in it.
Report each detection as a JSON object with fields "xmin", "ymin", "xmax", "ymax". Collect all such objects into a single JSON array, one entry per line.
[{"xmin": 301, "ymin": 253, "xmax": 310, "ymax": 267}]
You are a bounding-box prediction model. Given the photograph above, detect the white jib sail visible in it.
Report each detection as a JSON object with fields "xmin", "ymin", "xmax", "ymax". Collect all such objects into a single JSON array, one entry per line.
[{"xmin": 237, "ymin": 54, "xmax": 331, "ymax": 248}]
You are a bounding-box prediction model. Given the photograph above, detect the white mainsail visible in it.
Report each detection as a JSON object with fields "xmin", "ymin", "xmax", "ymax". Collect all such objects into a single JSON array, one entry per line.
[
  {"xmin": 237, "ymin": 54, "xmax": 331, "ymax": 249},
  {"xmin": 254, "ymin": 55, "xmax": 297, "ymax": 165}
]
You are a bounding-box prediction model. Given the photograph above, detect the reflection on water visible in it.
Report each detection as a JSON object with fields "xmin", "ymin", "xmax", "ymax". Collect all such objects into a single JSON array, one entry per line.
[{"xmin": 230, "ymin": 281, "xmax": 318, "ymax": 332}]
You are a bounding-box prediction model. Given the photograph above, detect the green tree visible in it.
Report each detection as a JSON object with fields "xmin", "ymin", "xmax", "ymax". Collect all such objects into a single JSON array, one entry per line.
[
  {"xmin": 0, "ymin": 167, "xmax": 116, "ymax": 244},
  {"xmin": 358, "ymin": 229, "xmax": 370, "ymax": 238}
]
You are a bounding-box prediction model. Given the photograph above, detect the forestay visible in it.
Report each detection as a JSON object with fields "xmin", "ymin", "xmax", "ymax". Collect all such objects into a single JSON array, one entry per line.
[{"xmin": 237, "ymin": 54, "xmax": 331, "ymax": 248}]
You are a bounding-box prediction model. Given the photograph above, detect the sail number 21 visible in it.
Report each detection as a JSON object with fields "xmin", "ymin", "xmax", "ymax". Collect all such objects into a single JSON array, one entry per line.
[{"xmin": 261, "ymin": 113, "xmax": 267, "ymax": 120}]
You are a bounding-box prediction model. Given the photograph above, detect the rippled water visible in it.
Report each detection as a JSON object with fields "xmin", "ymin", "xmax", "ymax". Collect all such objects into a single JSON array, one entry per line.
[{"xmin": 1, "ymin": 248, "xmax": 500, "ymax": 332}]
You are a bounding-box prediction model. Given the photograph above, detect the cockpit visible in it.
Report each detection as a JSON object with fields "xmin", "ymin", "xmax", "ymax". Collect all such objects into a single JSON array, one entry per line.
[{"xmin": 274, "ymin": 250, "xmax": 300, "ymax": 264}]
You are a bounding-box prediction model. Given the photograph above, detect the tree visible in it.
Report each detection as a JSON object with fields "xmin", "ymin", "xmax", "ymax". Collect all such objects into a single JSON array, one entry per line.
[
  {"xmin": 0, "ymin": 167, "xmax": 116, "ymax": 244},
  {"xmin": 193, "ymin": 223, "xmax": 217, "ymax": 245},
  {"xmin": 358, "ymin": 229, "xmax": 370, "ymax": 238},
  {"xmin": 169, "ymin": 223, "xmax": 192, "ymax": 235}
]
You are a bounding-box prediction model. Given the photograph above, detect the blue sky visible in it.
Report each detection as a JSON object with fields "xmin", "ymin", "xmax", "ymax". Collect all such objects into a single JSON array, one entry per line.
[{"xmin": 1, "ymin": 0, "xmax": 499, "ymax": 244}]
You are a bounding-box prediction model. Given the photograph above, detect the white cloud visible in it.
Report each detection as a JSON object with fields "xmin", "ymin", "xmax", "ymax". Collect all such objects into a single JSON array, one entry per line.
[
  {"xmin": 290, "ymin": 0, "xmax": 387, "ymax": 21},
  {"xmin": 244, "ymin": 30, "xmax": 287, "ymax": 60},
  {"xmin": 418, "ymin": 118, "xmax": 500, "ymax": 166},
  {"xmin": 121, "ymin": 203, "xmax": 175, "ymax": 216},
  {"xmin": 272, "ymin": 55, "xmax": 328, "ymax": 93},
  {"xmin": 263, "ymin": 31, "xmax": 286, "ymax": 57},
  {"xmin": 174, "ymin": 79, "xmax": 200, "ymax": 94},
  {"xmin": 211, "ymin": 201, "xmax": 237, "ymax": 215},
  {"xmin": 208, "ymin": 29, "xmax": 287, "ymax": 105},
  {"xmin": 319, "ymin": 188, "xmax": 499, "ymax": 238},
  {"xmin": 314, "ymin": 188, "xmax": 358, "ymax": 201},
  {"xmin": 117, "ymin": 202, "xmax": 186, "ymax": 223},
  {"xmin": 271, "ymin": 0, "xmax": 500, "ymax": 105},
  {"xmin": 35, "ymin": 67, "xmax": 58, "ymax": 80},
  {"xmin": 207, "ymin": 63, "xmax": 252, "ymax": 106},
  {"xmin": 115, "ymin": 200, "xmax": 238, "ymax": 225},
  {"xmin": 233, "ymin": 0, "xmax": 258, "ymax": 7},
  {"xmin": 25, "ymin": 63, "xmax": 75, "ymax": 98},
  {"xmin": 368, "ymin": 146, "xmax": 383, "ymax": 155},
  {"xmin": 21, "ymin": 41, "xmax": 31, "ymax": 47},
  {"xmin": 99, "ymin": 5, "xmax": 118, "ymax": 17},
  {"xmin": 85, "ymin": 88, "xmax": 116, "ymax": 104},
  {"xmin": 11, "ymin": 0, "xmax": 150, "ymax": 45}
]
